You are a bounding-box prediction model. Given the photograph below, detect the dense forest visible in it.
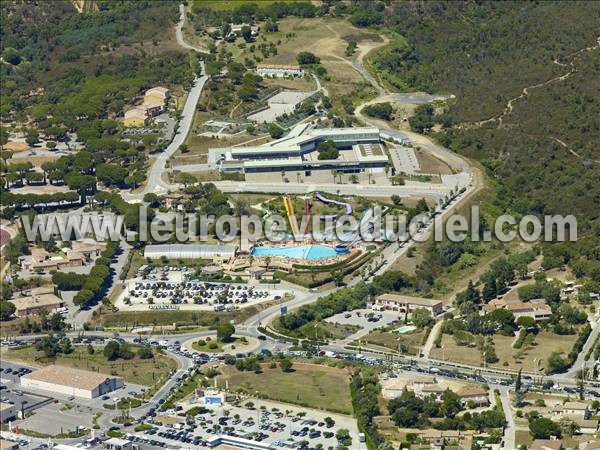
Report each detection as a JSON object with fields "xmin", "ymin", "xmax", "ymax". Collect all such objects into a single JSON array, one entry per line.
[{"xmin": 346, "ymin": 1, "xmax": 600, "ymax": 282}]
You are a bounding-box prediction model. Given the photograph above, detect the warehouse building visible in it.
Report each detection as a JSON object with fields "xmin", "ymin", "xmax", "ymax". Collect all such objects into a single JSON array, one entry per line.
[
  {"xmin": 20, "ymin": 366, "xmax": 123, "ymax": 399},
  {"xmin": 143, "ymin": 244, "xmax": 238, "ymax": 261}
]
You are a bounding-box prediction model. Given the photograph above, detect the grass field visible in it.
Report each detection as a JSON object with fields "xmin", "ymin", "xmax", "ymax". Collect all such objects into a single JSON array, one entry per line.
[
  {"xmin": 192, "ymin": 337, "xmax": 242, "ymax": 353},
  {"xmin": 219, "ymin": 363, "xmax": 353, "ymax": 414},
  {"xmin": 430, "ymin": 330, "xmax": 579, "ymax": 372},
  {"xmin": 359, "ymin": 329, "xmax": 428, "ymax": 356},
  {"xmin": 2, "ymin": 345, "xmax": 177, "ymax": 387},
  {"xmin": 93, "ymin": 299, "xmax": 281, "ymax": 330}
]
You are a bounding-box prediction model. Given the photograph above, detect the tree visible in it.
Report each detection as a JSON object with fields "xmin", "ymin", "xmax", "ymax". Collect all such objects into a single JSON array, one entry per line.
[
  {"xmin": 179, "ymin": 144, "xmax": 189, "ymax": 153},
  {"xmin": 0, "ymin": 301, "xmax": 16, "ymax": 320},
  {"xmin": 297, "ymin": 52, "xmax": 320, "ymax": 65},
  {"xmin": 241, "ymin": 25, "xmax": 253, "ymax": 42},
  {"xmin": 529, "ymin": 417, "xmax": 562, "ymax": 439},
  {"xmin": 546, "ymin": 351, "xmax": 569, "ymax": 374},
  {"xmin": 279, "ymin": 358, "xmax": 293, "ymax": 372},
  {"xmin": 143, "ymin": 192, "xmax": 160, "ymax": 207},
  {"xmin": 391, "ymin": 194, "xmax": 402, "ymax": 206},
  {"xmin": 317, "ymin": 140, "xmax": 339, "ymax": 160},
  {"xmin": 103, "ymin": 341, "xmax": 121, "ymax": 361},
  {"xmin": 217, "ymin": 322, "xmax": 235, "ymax": 342},
  {"xmin": 137, "ymin": 345, "xmax": 154, "ymax": 359},
  {"xmin": 364, "ymin": 102, "xmax": 394, "ymax": 120},
  {"xmin": 269, "ymin": 123, "xmax": 284, "ymax": 139},
  {"xmin": 175, "ymin": 172, "xmax": 197, "ymax": 187},
  {"xmin": 411, "ymin": 308, "xmax": 434, "ymax": 329}
]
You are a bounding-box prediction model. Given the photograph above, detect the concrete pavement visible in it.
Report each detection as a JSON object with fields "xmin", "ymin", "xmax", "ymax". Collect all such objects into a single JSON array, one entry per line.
[{"xmin": 212, "ymin": 180, "xmax": 449, "ymax": 200}]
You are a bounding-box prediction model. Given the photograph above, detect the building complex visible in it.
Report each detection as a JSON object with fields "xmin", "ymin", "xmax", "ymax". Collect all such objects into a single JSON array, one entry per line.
[{"xmin": 208, "ymin": 123, "xmax": 389, "ymax": 174}]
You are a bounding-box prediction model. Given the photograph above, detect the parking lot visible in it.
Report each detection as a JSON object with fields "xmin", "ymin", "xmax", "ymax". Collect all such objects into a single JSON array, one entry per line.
[
  {"xmin": 114, "ymin": 267, "xmax": 287, "ymax": 312},
  {"xmin": 325, "ymin": 308, "xmax": 400, "ymax": 343},
  {"xmin": 133, "ymin": 398, "xmax": 360, "ymax": 449}
]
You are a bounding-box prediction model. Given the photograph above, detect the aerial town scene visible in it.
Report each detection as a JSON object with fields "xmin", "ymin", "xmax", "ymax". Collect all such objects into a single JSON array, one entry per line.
[{"xmin": 0, "ymin": 1, "xmax": 599, "ymax": 450}]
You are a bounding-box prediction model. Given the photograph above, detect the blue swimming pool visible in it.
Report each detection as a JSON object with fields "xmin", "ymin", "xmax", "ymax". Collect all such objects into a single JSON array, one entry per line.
[{"xmin": 251, "ymin": 245, "xmax": 340, "ymax": 260}]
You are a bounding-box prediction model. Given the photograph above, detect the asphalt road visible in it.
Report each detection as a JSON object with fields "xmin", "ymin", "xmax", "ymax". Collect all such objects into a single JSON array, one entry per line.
[
  {"xmin": 212, "ymin": 181, "xmax": 449, "ymax": 201},
  {"xmin": 141, "ymin": 70, "xmax": 208, "ymax": 197},
  {"xmin": 497, "ymin": 385, "xmax": 516, "ymax": 450}
]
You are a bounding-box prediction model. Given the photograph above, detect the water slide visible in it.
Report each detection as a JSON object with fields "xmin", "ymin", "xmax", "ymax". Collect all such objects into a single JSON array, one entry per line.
[
  {"xmin": 315, "ymin": 192, "xmax": 353, "ymax": 221},
  {"xmin": 283, "ymin": 196, "xmax": 300, "ymax": 237}
]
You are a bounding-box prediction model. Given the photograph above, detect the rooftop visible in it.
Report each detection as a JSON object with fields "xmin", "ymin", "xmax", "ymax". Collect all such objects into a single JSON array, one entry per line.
[
  {"xmin": 0, "ymin": 402, "xmax": 14, "ymax": 412},
  {"xmin": 563, "ymin": 401, "xmax": 589, "ymax": 410},
  {"xmin": 376, "ymin": 293, "xmax": 443, "ymax": 307},
  {"xmin": 21, "ymin": 365, "xmax": 120, "ymax": 390},
  {"xmin": 530, "ymin": 439, "xmax": 563, "ymax": 450},
  {"xmin": 10, "ymin": 293, "xmax": 63, "ymax": 312}
]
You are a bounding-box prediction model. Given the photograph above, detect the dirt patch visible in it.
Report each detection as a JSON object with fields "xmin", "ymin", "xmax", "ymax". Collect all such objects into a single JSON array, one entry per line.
[{"xmin": 342, "ymin": 32, "xmax": 384, "ymax": 43}]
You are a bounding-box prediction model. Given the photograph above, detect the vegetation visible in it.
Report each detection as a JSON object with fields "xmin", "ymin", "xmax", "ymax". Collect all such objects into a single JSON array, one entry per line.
[
  {"xmin": 221, "ymin": 363, "xmax": 353, "ymax": 414},
  {"xmin": 363, "ymin": 102, "xmax": 393, "ymax": 121},
  {"xmin": 316, "ymin": 139, "xmax": 339, "ymax": 160},
  {"xmin": 278, "ymin": 271, "xmax": 413, "ymax": 332}
]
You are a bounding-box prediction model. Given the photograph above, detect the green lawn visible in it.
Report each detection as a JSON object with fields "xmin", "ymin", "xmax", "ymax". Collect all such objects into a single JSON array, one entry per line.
[
  {"xmin": 192, "ymin": 337, "xmax": 243, "ymax": 353},
  {"xmin": 2, "ymin": 345, "xmax": 177, "ymax": 387},
  {"xmin": 359, "ymin": 329, "xmax": 428, "ymax": 356},
  {"xmin": 220, "ymin": 364, "xmax": 353, "ymax": 414}
]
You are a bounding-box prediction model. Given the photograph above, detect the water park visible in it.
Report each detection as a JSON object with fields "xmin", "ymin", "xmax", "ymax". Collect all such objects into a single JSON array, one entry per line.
[{"xmin": 249, "ymin": 191, "xmax": 373, "ymax": 262}]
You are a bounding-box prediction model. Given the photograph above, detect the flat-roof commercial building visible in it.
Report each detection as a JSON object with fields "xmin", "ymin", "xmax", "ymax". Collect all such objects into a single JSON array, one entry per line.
[
  {"xmin": 144, "ymin": 244, "xmax": 238, "ymax": 261},
  {"xmin": 208, "ymin": 124, "xmax": 388, "ymax": 174},
  {"xmin": 374, "ymin": 294, "xmax": 443, "ymax": 316},
  {"xmin": 0, "ymin": 402, "xmax": 16, "ymax": 423},
  {"xmin": 0, "ymin": 440, "xmax": 19, "ymax": 450},
  {"xmin": 9, "ymin": 293, "xmax": 63, "ymax": 318},
  {"xmin": 20, "ymin": 366, "xmax": 123, "ymax": 399}
]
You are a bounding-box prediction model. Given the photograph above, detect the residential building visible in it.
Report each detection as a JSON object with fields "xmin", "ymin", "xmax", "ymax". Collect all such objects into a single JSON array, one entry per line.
[
  {"xmin": 580, "ymin": 439, "xmax": 600, "ymax": 450},
  {"xmin": 457, "ymin": 386, "xmax": 489, "ymax": 407},
  {"xmin": 71, "ymin": 240, "xmax": 105, "ymax": 262},
  {"xmin": 0, "ymin": 403, "xmax": 16, "ymax": 423},
  {"xmin": 124, "ymin": 107, "xmax": 148, "ymax": 127},
  {"xmin": 482, "ymin": 298, "xmax": 552, "ymax": 321},
  {"xmin": 256, "ymin": 64, "xmax": 304, "ymax": 78},
  {"xmin": 208, "ymin": 123, "xmax": 388, "ymax": 174},
  {"xmin": 529, "ymin": 439, "xmax": 563, "ymax": 450},
  {"xmin": 552, "ymin": 401, "xmax": 590, "ymax": 419},
  {"xmin": 374, "ymin": 293, "xmax": 443, "ymax": 317},
  {"xmin": 575, "ymin": 419, "xmax": 599, "ymax": 435},
  {"xmin": 10, "ymin": 293, "xmax": 63, "ymax": 317},
  {"xmin": 417, "ymin": 384, "xmax": 447, "ymax": 400},
  {"xmin": 20, "ymin": 365, "xmax": 123, "ymax": 399},
  {"xmin": 144, "ymin": 86, "xmax": 171, "ymax": 105},
  {"xmin": 19, "ymin": 249, "xmax": 84, "ymax": 272}
]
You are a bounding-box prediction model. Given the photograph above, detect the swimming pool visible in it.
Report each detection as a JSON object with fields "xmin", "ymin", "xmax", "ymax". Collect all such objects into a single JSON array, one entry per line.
[
  {"xmin": 396, "ymin": 325, "xmax": 417, "ymax": 334},
  {"xmin": 251, "ymin": 245, "xmax": 340, "ymax": 260}
]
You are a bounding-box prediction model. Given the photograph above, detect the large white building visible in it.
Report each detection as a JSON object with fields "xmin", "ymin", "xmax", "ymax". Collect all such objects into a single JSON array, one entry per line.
[
  {"xmin": 256, "ymin": 64, "xmax": 304, "ymax": 78},
  {"xmin": 143, "ymin": 244, "xmax": 238, "ymax": 261},
  {"xmin": 209, "ymin": 123, "xmax": 389, "ymax": 174},
  {"xmin": 20, "ymin": 366, "xmax": 123, "ymax": 399}
]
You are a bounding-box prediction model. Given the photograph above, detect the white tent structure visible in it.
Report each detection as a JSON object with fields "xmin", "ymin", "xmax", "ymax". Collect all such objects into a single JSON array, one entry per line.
[{"xmin": 143, "ymin": 244, "xmax": 237, "ymax": 260}]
